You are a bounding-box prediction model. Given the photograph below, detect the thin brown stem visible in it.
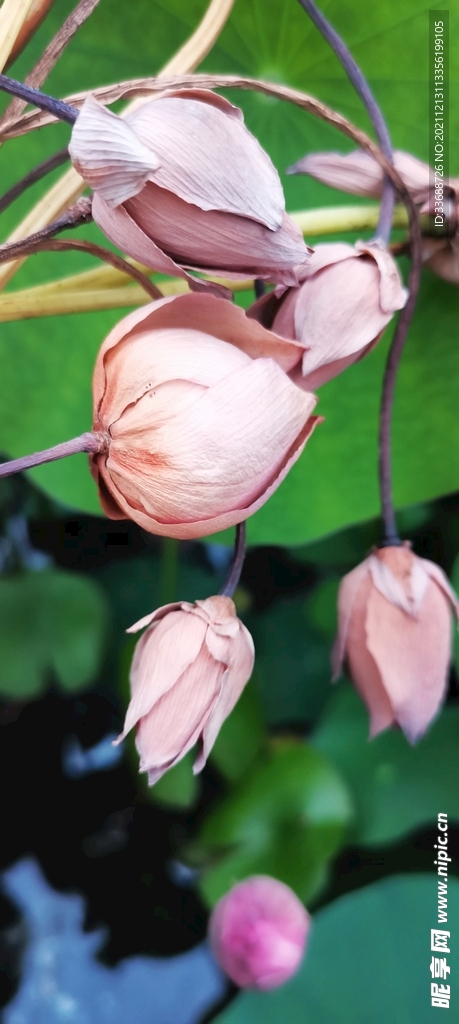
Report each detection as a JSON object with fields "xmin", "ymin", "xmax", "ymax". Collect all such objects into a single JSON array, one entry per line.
[
  {"xmin": 0, "ymin": 73, "xmax": 78, "ymax": 124},
  {"xmin": 220, "ymin": 523, "xmax": 246, "ymax": 598},
  {"xmin": 0, "ymin": 200, "xmax": 162, "ymax": 299},
  {"xmin": 0, "ymin": 432, "xmax": 107, "ymax": 479},
  {"xmin": 0, "ymin": 147, "xmax": 69, "ymax": 216},
  {"xmin": 0, "ymin": 0, "xmax": 100, "ymax": 130},
  {"xmin": 0, "ymin": 195, "xmax": 92, "ymax": 255},
  {"xmin": 296, "ymin": 0, "xmax": 394, "ymax": 246}
]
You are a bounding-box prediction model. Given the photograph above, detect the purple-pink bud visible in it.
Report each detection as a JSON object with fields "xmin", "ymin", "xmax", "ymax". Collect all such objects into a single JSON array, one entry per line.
[{"xmin": 209, "ymin": 876, "xmax": 310, "ymax": 990}]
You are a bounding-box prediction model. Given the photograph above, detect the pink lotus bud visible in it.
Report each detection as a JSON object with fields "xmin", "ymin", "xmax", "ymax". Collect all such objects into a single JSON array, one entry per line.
[
  {"xmin": 288, "ymin": 149, "xmax": 432, "ymax": 203},
  {"xmin": 69, "ymin": 92, "xmax": 311, "ymax": 289},
  {"xmin": 116, "ymin": 596, "xmax": 254, "ymax": 784},
  {"xmin": 90, "ymin": 293, "xmax": 320, "ymax": 538},
  {"xmin": 288, "ymin": 148, "xmax": 459, "ymax": 286},
  {"xmin": 332, "ymin": 545, "xmax": 459, "ymax": 743},
  {"xmin": 247, "ymin": 241, "xmax": 407, "ymax": 390},
  {"xmin": 209, "ymin": 875, "xmax": 310, "ymax": 990}
]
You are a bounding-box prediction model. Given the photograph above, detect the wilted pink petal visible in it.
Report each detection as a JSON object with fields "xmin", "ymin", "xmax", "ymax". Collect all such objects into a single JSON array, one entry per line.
[
  {"xmin": 118, "ymin": 596, "xmax": 255, "ymax": 783},
  {"xmin": 91, "ymin": 294, "xmax": 320, "ymax": 539},
  {"xmin": 288, "ymin": 149, "xmax": 431, "ymax": 201},
  {"xmin": 94, "ymin": 186, "xmax": 309, "ymax": 287},
  {"xmin": 127, "ymin": 91, "xmax": 284, "ymax": 228},
  {"xmin": 69, "ymin": 96, "xmax": 160, "ymax": 205},
  {"xmin": 196, "ymin": 617, "xmax": 255, "ymax": 771},
  {"xmin": 424, "ymin": 234, "xmax": 459, "ymax": 285},
  {"xmin": 333, "ymin": 545, "xmax": 459, "ymax": 742},
  {"xmin": 209, "ymin": 876, "xmax": 310, "ymax": 990},
  {"xmin": 117, "ymin": 607, "xmax": 207, "ymax": 741}
]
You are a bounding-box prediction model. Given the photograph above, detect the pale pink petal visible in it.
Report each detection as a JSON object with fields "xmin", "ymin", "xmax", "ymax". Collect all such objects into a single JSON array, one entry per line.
[
  {"xmin": 422, "ymin": 558, "xmax": 459, "ymax": 619},
  {"xmin": 368, "ymin": 552, "xmax": 428, "ymax": 617},
  {"xmin": 291, "ymin": 256, "xmax": 394, "ymax": 377},
  {"xmin": 106, "ymin": 359, "xmax": 317, "ymax": 526},
  {"xmin": 136, "ymin": 645, "xmax": 223, "ymax": 775},
  {"xmin": 127, "ymin": 93, "xmax": 285, "ymax": 229},
  {"xmin": 69, "ymin": 97, "xmax": 159, "ymax": 205},
  {"xmin": 150, "ymin": 88, "xmax": 244, "ymax": 122},
  {"xmin": 355, "ymin": 242, "xmax": 407, "ymax": 313},
  {"xmin": 425, "ymin": 236, "xmax": 459, "ymax": 285},
  {"xmin": 294, "ymin": 342, "xmax": 377, "ymax": 392},
  {"xmin": 392, "ymin": 151, "xmax": 432, "ymax": 195},
  {"xmin": 331, "ymin": 559, "xmax": 371, "ymax": 680},
  {"xmin": 116, "ymin": 610, "xmax": 207, "ymax": 741},
  {"xmin": 344, "ymin": 573, "xmax": 395, "ymax": 737},
  {"xmin": 92, "ymin": 192, "xmax": 223, "ymax": 294},
  {"xmin": 288, "ymin": 150, "xmax": 385, "ymax": 197},
  {"xmin": 96, "ymin": 412, "xmax": 321, "ymax": 539},
  {"xmin": 126, "ymin": 602, "xmax": 183, "ymax": 634},
  {"xmin": 288, "ymin": 149, "xmax": 431, "ymax": 201},
  {"xmin": 297, "ymin": 243, "xmax": 358, "ymax": 278},
  {"xmin": 205, "ymin": 630, "xmax": 233, "ymax": 664},
  {"xmin": 96, "ymin": 323, "xmax": 250, "ymax": 427},
  {"xmin": 196, "ymin": 621, "xmax": 255, "ymax": 771},
  {"xmin": 123, "ymin": 183, "xmax": 310, "ymax": 285},
  {"xmin": 366, "ymin": 579, "xmax": 452, "ymax": 742}
]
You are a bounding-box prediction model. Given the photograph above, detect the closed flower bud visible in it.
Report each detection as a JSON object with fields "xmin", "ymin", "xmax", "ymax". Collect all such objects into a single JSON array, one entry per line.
[
  {"xmin": 288, "ymin": 149, "xmax": 459, "ymax": 285},
  {"xmin": 332, "ymin": 545, "xmax": 459, "ymax": 743},
  {"xmin": 69, "ymin": 92, "xmax": 311, "ymax": 289},
  {"xmin": 116, "ymin": 596, "xmax": 254, "ymax": 784},
  {"xmin": 90, "ymin": 293, "xmax": 320, "ymax": 538},
  {"xmin": 248, "ymin": 241, "xmax": 407, "ymax": 390},
  {"xmin": 209, "ymin": 875, "xmax": 310, "ymax": 990}
]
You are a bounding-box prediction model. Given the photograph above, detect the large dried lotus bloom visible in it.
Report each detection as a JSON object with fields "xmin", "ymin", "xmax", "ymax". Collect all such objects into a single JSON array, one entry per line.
[
  {"xmin": 116, "ymin": 596, "xmax": 254, "ymax": 784},
  {"xmin": 69, "ymin": 92, "xmax": 311, "ymax": 290},
  {"xmin": 247, "ymin": 241, "xmax": 407, "ymax": 390},
  {"xmin": 209, "ymin": 875, "xmax": 310, "ymax": 990},
  {"xmin": 90, "ymin": 292, "xmax": 320, "ymax": 538},
  {"xmin": 332, "ymin": 545, "xmax": 459, "ymax": 743}
]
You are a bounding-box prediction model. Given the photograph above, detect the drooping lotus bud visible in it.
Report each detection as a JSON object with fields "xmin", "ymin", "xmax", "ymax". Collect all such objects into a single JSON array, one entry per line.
[
  {"xmin": 90, "ymin": 292, "xmax": 320, "ymax": 538},
  {"xmin": 332, "ymin": 545, "xmax": 459, "ymax": 743},
  {"xmin": 116, "ymin": 596, "xmax": 254, "ymax": 784},
  {"xmin": 247, "ymin": 241, "xmax": 407, "ymax": 390},
  {"xmin": 209, "ymin": 875, "xmax": 310, "ymax": 990},
  {"xmin": 289, "ymin": 149, "xmax": 459, "ymax": 285},
  {"xmin": 288, "ymin": 149, "xmax": 432, "ymax": 203},
  {"xmin": 69, "ymin": 92, "xmax": 311, "ymax": 289}
]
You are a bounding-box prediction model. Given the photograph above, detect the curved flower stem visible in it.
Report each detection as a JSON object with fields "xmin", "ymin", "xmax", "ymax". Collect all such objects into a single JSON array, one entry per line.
[
  {"xmin": 0, "ymin": 432, "xmax": 107, "ymax": 479},
  {"xmin": 0, "ymin": 196, "xmax": 93, "ymax": 257},
  {"xmin": 296, "ymin": 0, "xmax": 394, "ymax": 245},
  {"xmin": 378, "ymin": 243, "xmax": 423, "ymax": 546},
  {"xmin": 297, "ymin": 0, "xmax": 425, "ymax": 546},
  {"xmin": 220, "ymin": 523, "xmax": 246, "ymax": 598},
  {"xmin": 0, "ymin": 73, "xmax": 78, "ymax": 124},
  {"xmin": 0, "ymin": 147, "xmax": 69, "ymax": 216}
]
